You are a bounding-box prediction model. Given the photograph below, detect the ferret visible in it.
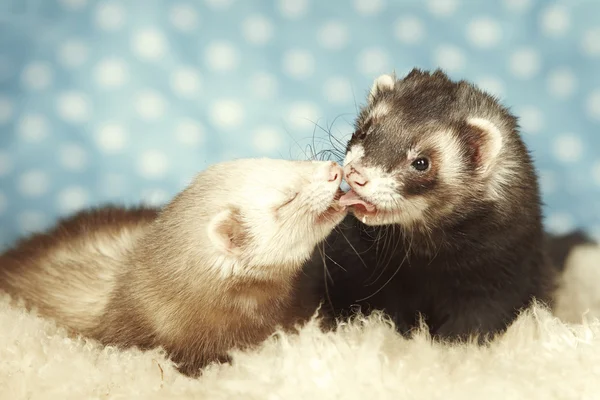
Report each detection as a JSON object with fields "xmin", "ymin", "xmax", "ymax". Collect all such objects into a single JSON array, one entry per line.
[
  {"xmin": 0, "ymin": 158, "xmax": 347, "ymax": 376},
  {"xmin": 302, "ymin": 69, "xmax": 557, "ymax": 342}
]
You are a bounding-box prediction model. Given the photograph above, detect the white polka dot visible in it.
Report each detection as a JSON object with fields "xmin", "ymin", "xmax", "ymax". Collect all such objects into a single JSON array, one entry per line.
[
  {"xmin": 0, "ymin": 192, "xmax": 6, "ymax": 215},
  {"xmin": 59, "ymin": 143, "xmax": 88, "ymax": 171},
  {"xmin": 547, "ymin": 67, "xmax": 577, "ymax": 98},
  {"xmin": 517, "ymin": 106, "xmax": 544, "ymax": 134},
  {"xmin": 57, "ymin": 38, "xmax": 89, "ymax": 68},
  {"xmin": 323, "ymin": 77, "xmax": 353, "ymax": 105},
  {"xmin": 592, "ymin": 161, "xmax": 600, "ymax": 186},
  {"xmin": 95, "ymin": 123, "xmax": 127, "ymax": 153},
  {"xmin": 58, "ymin": 0, "xmax": 87, "ymax": 10},
  {"xmin": 21, "ymin": 62, "xmax": 53, "ymax": 90},
  {"xmin": 504, "ymin": 0, "xmax": 532, "ymax": 13},
  {"xmin": 394, "ymin": 16, "xmax": 425, "ymax": 44},
  {"xmin": 94, "ymin": 58, "xmax": 128, "ymax": 89},
  {"xmin": 540, "ymin": 5, "xmax": 570, "ymax": 37},
  {"xmin": 475, "ymin": 76, "xmax": 505, "ymax": 98},
  {"xmin": 209, "ymin": 100, "xmax": 245, "ymax": 130},
  {"xmin": 249, "ymin": 73, "xmax": 278, "ymax": 99},
  {"xmin": 205, "ymin": 0, "xmax": 233, "ymax": 9},
  {"xmin": 585, "ymin": 90, "xmax": 600, "ymax": 121},
  {"xmin": 56, "ymin": 91, "xmax": 90, "ymax": 123},
  {"xmin": 286, "ymin": 102, "xmax": 321, "ymax": 130},
  {"xmin": 282, "ymin": 49, "xmax": 315, "ymax": 79},
  {"xmin": 318, "ymin": 21, "xmax": 349, "ymax": 50},
  {"xmin": 278, "ymin": 0, "xmax": 308, "ymax": 18},
  {"xmin": 0, "ymin": 151, "xmax": 12, "ymax": 176},
  {"xmin": 94, "ymin": 1, "xmax": 126, "ymax": 31},
  {"xmin": 253, "ymin": 126, "xmax": 284, "ymax": 153},
  {"xmin": 354, "ymin": 0, "xmax": 385, "ymax": 15},
  {"xmin": 135, "ymin": 90, "xmax": 166, "ymax": 120},
  {"xmin": 141, "ymin": 188, "xmax": 170, "ymax": 206},
  {"xmin": 433, "ymin": 45, "xmax": 465, "ymax": 73},
  {"xmin": 175, "ymin": 119, "xmax": 205, "ymax": 146},
  {"xmin": 17, "ymin": 211, "xmax": 48, "ymax": 234},
  {"xmin": 16, "ymin": 114, "xmax": 49, "ymax": 142},
  {"xmin": 57, "ymin": 186, "xmax": 90, "ymax": 214},
  {"xmin": 170, "ymin": 67, "xmax": 202, "ymax": 97},
  {"xmin": 131, "ymin": 28, "xmax": 167, "ymax": 61},
  {"xmin": 357, "ymin": 47, "xmax": 391, "ymax": 76},
  {"xmin": 466, "ymin": 17, "xmax": 502, "ymax": 48},
  {"xmin": 538, "ymin": 170, "xmax": 556, "ymax": 195},
  {"xmin": 18, "ymin": 170, "xmax": 50, "ymax": 197},
  {"xmin": 205, "ymin": 41, "xmax": 239, "ymax": 71},
  {"xmin": 581, "ymin": 27, "xmax": 600, "ymax": 57},
  {"xmin": 552, "ymin": 134, "xmax": 583, "ymax": 163},
  {"xmin": 137, "ymin": 150, "xmax": 169, "ymax": 179},
  {"xmin": 242, "ymin": 14, "xmax": 273, "ymax": 45},
  {"xmin": 0, "ymin": 96, "xmax": 13, "ymax": 124},
  {"xmin": 508, "ymin": 48, "xmax": 541, "ymax": 79},
  {"xmin": 545, "ymin": 212, "xmax": 575, "ymax": 235},
  {"xmin": 169, "ymin": 4, "xmax": 199, "ymax": 31},
  {"xmin": 426, "ymin": 0, "xmax": 458, "ymax": 17}
]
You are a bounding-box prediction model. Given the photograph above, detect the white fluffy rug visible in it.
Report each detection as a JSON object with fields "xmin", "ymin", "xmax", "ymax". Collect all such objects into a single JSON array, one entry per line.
[{"xmin": 2, "ymin": 243, "xmax": 600, "ymax": 400}]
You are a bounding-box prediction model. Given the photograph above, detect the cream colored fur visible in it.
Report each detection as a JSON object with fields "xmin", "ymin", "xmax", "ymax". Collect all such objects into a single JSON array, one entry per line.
[{"xmin": 1, "ymin": 242, "xmax": 600, "ymax": 399}]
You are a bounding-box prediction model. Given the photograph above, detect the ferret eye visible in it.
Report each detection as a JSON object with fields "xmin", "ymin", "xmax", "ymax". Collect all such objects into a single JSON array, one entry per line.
[
  {"xmin": 279, "ymin": 193, "xmax": 298, "ymax": 209},
  {"xmin": 411, "ymin": 158, "xmax": 430, "ymax": 171}
]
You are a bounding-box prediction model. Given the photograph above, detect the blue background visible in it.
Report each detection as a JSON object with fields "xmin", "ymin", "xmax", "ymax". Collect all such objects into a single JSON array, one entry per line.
[{"xmin": 0, "ymin": 0, "xmax": 599, "ymax": 249}]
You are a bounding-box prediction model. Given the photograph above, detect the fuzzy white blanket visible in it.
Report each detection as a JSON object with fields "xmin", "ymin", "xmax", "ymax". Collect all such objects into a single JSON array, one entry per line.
[{"xmin": 1, "ymin": 244, "xmax": 600, "ymax": 400}]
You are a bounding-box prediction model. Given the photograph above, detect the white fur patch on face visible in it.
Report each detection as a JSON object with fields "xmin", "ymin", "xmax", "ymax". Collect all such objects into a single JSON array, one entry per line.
[
  {"xmin": 370, "ymin": 102, "xmax": 391, "ymax": 120},
  {"xmin": 346, "ymin": 163, "xmax": 399, "ymax": 207},
  {"xmin": 343, "ymin": 145, "xmax": 365, "ymax": 167},
  {"xmin": 369, "ymin": 74, "xmax": 395, "ymax": 103},
  {"xmin": 428, "ymin": 130, "xmax": 465, "ymax": 187},
  {"xmin": 359, "ymin": 195, "xmax": 429, "ymax": 227}
]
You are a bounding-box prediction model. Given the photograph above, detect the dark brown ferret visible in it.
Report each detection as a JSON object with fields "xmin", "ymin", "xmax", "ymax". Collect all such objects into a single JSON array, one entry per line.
[
  {"xmin": 302, "ymin": 69, "xmax": 557, "ymax": 342},
  {"xmin": 0, "ymin": 158, "xmax": 347, "ymax": 376}
]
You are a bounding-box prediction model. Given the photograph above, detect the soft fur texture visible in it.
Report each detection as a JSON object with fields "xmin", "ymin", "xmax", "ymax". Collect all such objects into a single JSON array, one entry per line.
[{"xmin": 1, "ymin": 242, "xmax": 600, "ymax": 399}]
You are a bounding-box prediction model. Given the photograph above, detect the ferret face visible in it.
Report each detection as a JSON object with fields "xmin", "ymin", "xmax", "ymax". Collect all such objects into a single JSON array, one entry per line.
[
  {"xmin": 197, "ymin": 158, "xmax": 346, "ymax": 277},
  {"xmin": 339, "ymin": 69, "xmax": 517, "ymax": 229}
]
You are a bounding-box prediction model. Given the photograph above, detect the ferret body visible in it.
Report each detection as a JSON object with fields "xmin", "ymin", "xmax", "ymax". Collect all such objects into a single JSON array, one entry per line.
[
  {"xmin": 0, "ymin": 158, "xmax": 346, "ymax": 375},
  {"xmin": 303, "ymin": 69, "xmax": 557, "ymax": 341}
]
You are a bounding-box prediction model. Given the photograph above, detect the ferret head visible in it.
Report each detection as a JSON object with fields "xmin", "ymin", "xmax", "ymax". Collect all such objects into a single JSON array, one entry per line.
[
  {"xmin": 340, "ymin": 68, "xmax": 535, "ymax": 229},
  {"xmin": 159, "ymin": 158, "xmax": 346, "ymax": 281}
]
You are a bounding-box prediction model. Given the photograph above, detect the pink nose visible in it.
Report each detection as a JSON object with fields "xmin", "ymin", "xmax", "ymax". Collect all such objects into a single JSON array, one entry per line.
[
  {"xmin": 346, "ymin": 166, "xmax": 368, "ymax": 187},
  {"xmin": 328, "ymin": 163, "xmax": 342, "ymax": 182}
]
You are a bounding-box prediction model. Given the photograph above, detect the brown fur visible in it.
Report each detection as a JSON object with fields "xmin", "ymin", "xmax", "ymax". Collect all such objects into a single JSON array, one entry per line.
[
  {"xmin": 0, "ymin": 206, "xmax": 158, "ymax": 334},
  {"xmin": 0, "ymin": 158, "xmax": 344, "ymax": 376}
]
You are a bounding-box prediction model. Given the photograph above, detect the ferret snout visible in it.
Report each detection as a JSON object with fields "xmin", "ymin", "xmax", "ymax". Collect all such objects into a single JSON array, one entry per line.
[
  {"xmin": 316, "ymin": 161, "xmax": 343, "ymax": 184},
  {"xmin": 345, "ymin": 165, "xmax": 368, "ymax": 188}
]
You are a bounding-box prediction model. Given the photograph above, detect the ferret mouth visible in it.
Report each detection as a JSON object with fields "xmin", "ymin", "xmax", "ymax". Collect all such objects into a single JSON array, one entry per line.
[
  {"xmin": 338, "ymin": 189, "xmax": 377, "ymax": 213},
  {"xmin": 316, "ymin": 188, "xmax": 347, "ymax": 224}
]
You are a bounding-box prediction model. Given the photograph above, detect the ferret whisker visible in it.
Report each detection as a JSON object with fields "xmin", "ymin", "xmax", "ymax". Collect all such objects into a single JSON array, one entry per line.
[
  {"xmin": 336, "ymin": 229, "xmax": 369, "ymax": 269},
  {"xmin": 280, "ymin": 126, "xmax": 312, "ymax": 161},
  {"xmin": 365, "ymin": 196, "xmax": 404, "ymax": 286},
  {"xmin": 324, "ymin": 253, "xmax": 346, "ymax": 272},
  {"xmin": 318, "ymin": 244, "xmax": 334, "ymax": 315}
]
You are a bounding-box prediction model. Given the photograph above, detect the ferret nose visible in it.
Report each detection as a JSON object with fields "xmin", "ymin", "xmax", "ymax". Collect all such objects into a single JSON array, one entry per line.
[
  {"xmin": 327, "ymin": 162, "xmax": 343, "ymax": 182},
  {"xmin": 347, "ymin": 166, "xmax": 368, "ymax": 187}
]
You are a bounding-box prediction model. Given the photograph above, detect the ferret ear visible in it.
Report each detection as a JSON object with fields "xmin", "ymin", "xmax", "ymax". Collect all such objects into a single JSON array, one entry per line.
[
  {"xmin": 369, "ymin": 73, "xmax": 396, "ymax": 103},
  {"xmin": 464, "ymin": 117, "xmax": 503, "ymax": 175},
  {"xmin": 207, "ymin": 208, "xmax": 245, "ymax": 256}
]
